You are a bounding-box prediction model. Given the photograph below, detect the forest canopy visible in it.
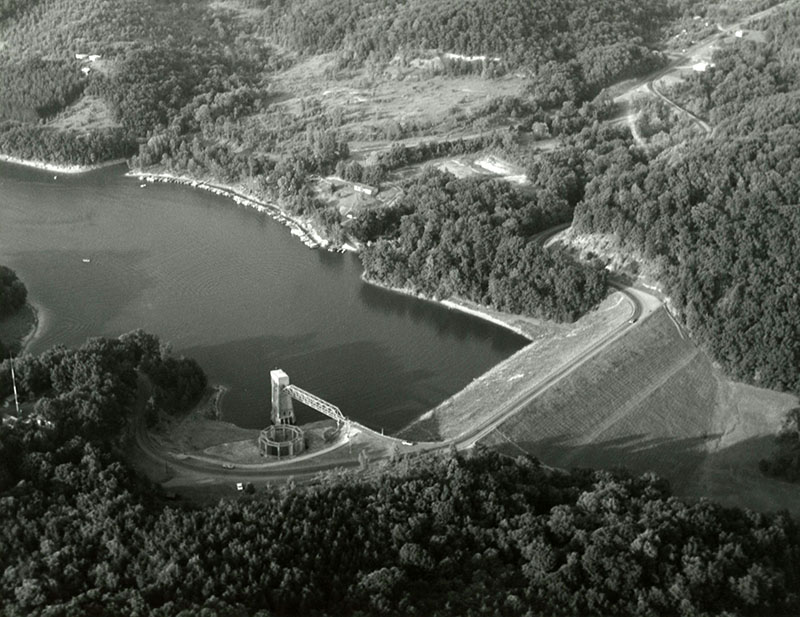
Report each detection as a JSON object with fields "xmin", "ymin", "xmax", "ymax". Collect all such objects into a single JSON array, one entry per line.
[
  {"xmin": 570, "ymin": 6, "xmax": 800, "ymax": 392},
  {"xmin": 2, "ymin": 336, "xmax": 800, "ymax": 616},
  {"xmin": 359, "ymin": 171, "xmax": 609, "ymax": 322},
  {"xmin": 0, "ymin": 265, "xmax": 27, "ymax": 319}
]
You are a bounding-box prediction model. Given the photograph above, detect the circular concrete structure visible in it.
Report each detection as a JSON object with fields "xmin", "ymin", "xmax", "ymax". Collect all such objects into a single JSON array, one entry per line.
[{"xmin": 258, "ymin": 424, "xmax": 305, "ymax": 459}]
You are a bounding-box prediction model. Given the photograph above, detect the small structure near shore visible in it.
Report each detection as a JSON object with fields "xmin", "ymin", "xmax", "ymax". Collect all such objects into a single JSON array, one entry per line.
[
  {"xmin": 258, "ymin": 369, "xmax": 348, "ymax": 458},
  {"xmin": 259, "ymin": 424, "xmax": 305, "ymax": 458}
]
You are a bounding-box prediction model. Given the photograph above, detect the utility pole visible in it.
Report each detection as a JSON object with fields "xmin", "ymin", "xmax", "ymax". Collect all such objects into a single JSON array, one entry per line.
[{"xmin": 9, "ymin": 355, "xmax": 20, "ymax": 416}]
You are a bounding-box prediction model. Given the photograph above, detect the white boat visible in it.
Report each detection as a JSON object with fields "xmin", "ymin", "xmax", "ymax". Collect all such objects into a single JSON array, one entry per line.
[{"xmin": 82, "ymin": 258, "xmax": 91, "ymax": 263}]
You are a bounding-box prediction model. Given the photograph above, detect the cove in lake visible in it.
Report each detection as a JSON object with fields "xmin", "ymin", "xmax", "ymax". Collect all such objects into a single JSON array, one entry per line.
[{"xmin": 0, "ymin": 162, "xmax": 526, "ymax": 433}]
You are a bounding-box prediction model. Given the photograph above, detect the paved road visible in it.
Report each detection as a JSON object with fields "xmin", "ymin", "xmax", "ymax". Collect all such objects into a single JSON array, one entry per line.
[
  {"xmin": 451, "ymin": 284, "xmax": 646, "ymax": 449},
  {"xmin": 131, "ymin": 223, "xmax": 660, "ymax": 486},
  {"xmin": 132, "ymin": 0, "xmax": 800, "ymax": 484},
  {"xmin": 618, "ymin": 0, "xmax": 795, "ymax": 138}
]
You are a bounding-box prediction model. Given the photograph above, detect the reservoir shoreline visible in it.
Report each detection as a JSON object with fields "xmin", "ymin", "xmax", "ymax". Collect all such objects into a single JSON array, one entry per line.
[
  {"xmin": 1, "ymin": 157, "xmax": 530, "ymax": 433},
  {"xmin": 0, "ymin": 154, "xmax": 127, "ymax": 175},
  {"xmin": 132, "ymin": 168, "xmax": 532, "ymax": 341},
  {"xmin": 0, "ymin": 153, "xmax": 537, "ymax": 341},
  {"xmin": 360, "ymin": 275, "xmax": 533, "ymax": 341},
  {"xmin": 126, "ymin": 170, "xmax": 332, "ymax": 251}
]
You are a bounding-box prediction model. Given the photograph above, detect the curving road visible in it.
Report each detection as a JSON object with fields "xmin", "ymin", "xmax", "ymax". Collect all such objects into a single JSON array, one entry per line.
[
  {"xmin": 131, "ymin": 223, "xmax": 661, "ymax": 487},
  {"xmin": 617, "ymin": 0, "xmax": 796, "ymax": 139}
]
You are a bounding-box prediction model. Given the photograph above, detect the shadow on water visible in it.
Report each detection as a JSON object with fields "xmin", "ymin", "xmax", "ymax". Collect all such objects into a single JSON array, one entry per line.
[
  {"xmin": 183, "ymin": 333, "xmax": 437, "ymax": 432},
  {"xmin": 358, "ymin": 281, "xmax": 527, "ymax": 352},
  {"xmin": 12, "ymin": 248, "xmax": 154, "ymax": 353},
  {"xmin": 315, "ymin": 248, "xmax": 349, "ymax": 272}
]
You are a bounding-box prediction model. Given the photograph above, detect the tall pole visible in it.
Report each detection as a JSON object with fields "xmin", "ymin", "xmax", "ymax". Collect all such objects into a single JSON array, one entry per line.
[{"xmin": 9, "ymin": 355, "xmax": 20, "ymax": 416}]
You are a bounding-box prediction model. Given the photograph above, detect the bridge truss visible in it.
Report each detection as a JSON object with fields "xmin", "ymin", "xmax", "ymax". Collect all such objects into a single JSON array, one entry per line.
[{"xmin": 284, "ymin": 385, "xmax": 346, "ymax": 426}]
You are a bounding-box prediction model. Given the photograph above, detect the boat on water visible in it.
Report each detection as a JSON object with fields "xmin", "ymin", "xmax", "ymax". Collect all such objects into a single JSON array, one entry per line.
[{"xmin": 82, "ymin": 258, "xmax": 91, "ymax": 263}]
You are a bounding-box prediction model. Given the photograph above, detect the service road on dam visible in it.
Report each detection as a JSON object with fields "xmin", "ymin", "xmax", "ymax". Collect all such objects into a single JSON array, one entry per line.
[{"xmin": 131, "ymin": 229, "xmax": 664, "ymax": 490}]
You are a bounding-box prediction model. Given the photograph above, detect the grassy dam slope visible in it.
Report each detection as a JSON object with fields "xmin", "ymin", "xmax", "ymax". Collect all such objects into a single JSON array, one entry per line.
[{"xmin": 479, "ymin": 307, "xmax": 800, "ymax": 513}]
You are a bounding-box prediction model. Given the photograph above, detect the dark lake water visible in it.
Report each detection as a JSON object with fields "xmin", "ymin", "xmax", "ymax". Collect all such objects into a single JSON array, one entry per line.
[{"xmin": 0, "ymin": 162, "xmax": 526, "ymax": 432}]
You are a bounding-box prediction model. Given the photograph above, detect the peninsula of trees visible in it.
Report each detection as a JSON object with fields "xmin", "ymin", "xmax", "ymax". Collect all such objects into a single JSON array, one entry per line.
[{"xmin": 0, "ymin": 265, "xmax": 29, "ymax": 357}]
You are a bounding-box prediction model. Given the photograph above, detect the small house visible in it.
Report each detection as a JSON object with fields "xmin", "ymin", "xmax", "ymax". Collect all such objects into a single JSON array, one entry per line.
[{"xmin": 352, "ymin": 182, "xmax": 378, "ymax": 196}]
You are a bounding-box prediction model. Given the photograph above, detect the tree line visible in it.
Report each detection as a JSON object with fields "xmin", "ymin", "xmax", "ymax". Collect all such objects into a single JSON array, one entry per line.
[
  {"xmin": 0, "ymin": 330, "xmax": 206, "ymax": 443},
  {"xmin": 2, "ymin": 337, "xmax": 800, "ymax": 616},
  {"xmin": 0, "ymin": 265, "xmax": 28, "ymax": 358},
  {"xmin": 567, "ymin": 8, "xmax": 800, "ymax": 393},
  {"xmin": 248, "ymin": 0, "xmax": 669, "ymax": 76},
  {"xmin": 0, "ymin": 265, "xmax": 26, "ymax": 319}
]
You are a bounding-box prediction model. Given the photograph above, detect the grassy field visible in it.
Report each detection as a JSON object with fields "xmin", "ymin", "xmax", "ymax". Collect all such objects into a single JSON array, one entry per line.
[
  {"xmin": 270, "ymin": 52, "xmax": 525, "ymax": 145},
  {"xmin": 48, "ymin": 95, "xmax": 121, "ymax": 133},
  {"xmin": 479, "ymin": 308, "xmax": 800, "ymax": 514},
  {"xmin": 398, "ymin": 290, "xmax": 631, "ymax": 441}
]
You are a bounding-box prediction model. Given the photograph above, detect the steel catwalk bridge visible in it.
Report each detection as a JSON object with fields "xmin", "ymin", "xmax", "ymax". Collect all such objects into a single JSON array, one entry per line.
[{"xmin": 283, "ymin": 384, "xmax": 346, "ymax": 425}]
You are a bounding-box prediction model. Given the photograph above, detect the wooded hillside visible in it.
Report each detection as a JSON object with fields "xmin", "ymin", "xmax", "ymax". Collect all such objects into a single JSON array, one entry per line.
[{"xmin": 2, "ymin": 338, "xmax": 800, "ymax": 616}]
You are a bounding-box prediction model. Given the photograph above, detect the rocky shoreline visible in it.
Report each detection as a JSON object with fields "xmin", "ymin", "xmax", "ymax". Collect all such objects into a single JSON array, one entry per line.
[
  {"xmin": 127, "ymin": 171, "xmax": 350, "ymax": 253},
  {"xmin": 0, "ymin": 154, "xmax": 126, "ymax": 175}
]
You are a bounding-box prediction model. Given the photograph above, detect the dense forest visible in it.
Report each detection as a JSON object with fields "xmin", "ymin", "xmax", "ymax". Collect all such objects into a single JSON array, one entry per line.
[
  {"xmin": 3, "ymin": 337, "xmax": 800, "ymax": 616},
  {"xmin": 0, "ymin": 265, "xmax": 28, "ymax": 357},
  {"xmin": 360, "ymin": 171, "xmax": 608, "ymax": 321},
  {"xmin": 761, "ymin": 408, "xmax": 800, "ymax": 482},
  {"xmin": 0, "ymin": 0, "xmax": 675, "ymax": 167},
  {"xmin": 0, "ymin": 265, "xmax": 26, "ymax": 319},
  {"xmin": 0, "ymin": 330, "xmax": 206, "ymax": 442},
  {"xmin": 569, "ymin": 6, "xmax": 800, "ymax": 392},
  {"xmin": 247, "ymin": 0, "xmax": 668, "ymax": 95}
]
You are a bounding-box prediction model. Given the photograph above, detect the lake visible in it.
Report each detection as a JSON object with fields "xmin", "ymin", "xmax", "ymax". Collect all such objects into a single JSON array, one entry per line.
[{"xmin": 0, "ymin": 162, "xmax": 526, "ymax": 433}]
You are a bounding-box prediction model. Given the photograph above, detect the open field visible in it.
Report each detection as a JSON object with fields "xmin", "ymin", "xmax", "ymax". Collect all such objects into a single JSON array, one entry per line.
[
  {"xmin": 270, "ymin": 52, "xmax": 525, "ymax": 145},
  {"xmin": 48, "ymin": 95, "xmax": 121, "ymax": 133},
  {"xmin": 398, "ymin": 291, "xmax": 631, "ymax": 441},
  {"xmin": 479, "ymin": 308, "xmax": 800, "ymax": 514}
]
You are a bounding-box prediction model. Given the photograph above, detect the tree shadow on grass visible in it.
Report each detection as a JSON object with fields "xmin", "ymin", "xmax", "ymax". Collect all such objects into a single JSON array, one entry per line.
[
  {"xmin": 487, "ymin": 432, "xmax": 720, "ymax": 493},
  {"xmin": 487, "ymin": 430, "xmax": 800, "ymax": 515}
]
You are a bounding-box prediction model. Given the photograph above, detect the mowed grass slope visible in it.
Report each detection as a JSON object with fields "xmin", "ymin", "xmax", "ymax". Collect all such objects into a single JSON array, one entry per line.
[
  {"xmin": 480, "ymin": 308, "xmax": 800, "ymax": 513},
  {"xmin": 398, "ymin": 291, "xmax": 631, "ymax": 442}
]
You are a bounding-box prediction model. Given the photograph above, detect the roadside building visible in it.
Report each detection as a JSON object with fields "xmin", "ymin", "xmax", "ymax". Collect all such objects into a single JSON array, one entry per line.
[{"xmin": 352, "ymin": 182, "xmax": 378, "ymax": 196}]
